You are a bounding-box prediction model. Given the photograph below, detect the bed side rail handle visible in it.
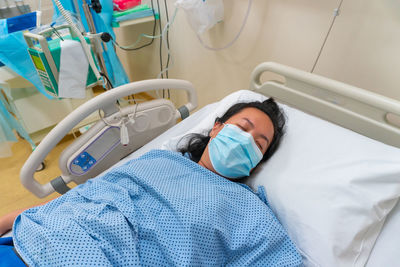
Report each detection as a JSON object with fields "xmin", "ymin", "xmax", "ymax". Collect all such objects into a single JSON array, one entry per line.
[
  {"xmin": 20, "ymin": 79, "xmax": 197, "ymax": 198},
  {"xmin": 50, "ymin": 176, "xmax": 71, "ymax": 195},
  {"xmin": 250, "ymin": 62, "xmax": 400, "ymax": 148},
  {"xmin": 250, "ymin": 62, "xmax": 400, "ymax": 114}
]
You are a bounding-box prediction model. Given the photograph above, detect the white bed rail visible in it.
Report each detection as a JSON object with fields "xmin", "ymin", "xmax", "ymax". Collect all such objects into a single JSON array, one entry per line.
[
  {"xmin": 250, "ymin": 62, "xmax": 400, "ymax": 148},
  {"xmin": 20, "ymin": 79, "xmax": 197, "ymax": 198}
]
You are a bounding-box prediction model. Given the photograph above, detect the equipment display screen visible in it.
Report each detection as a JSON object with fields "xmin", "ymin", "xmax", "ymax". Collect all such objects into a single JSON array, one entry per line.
[{"xmin": 31, "ymin": 54, "xmax": 45, "ymax": 72}]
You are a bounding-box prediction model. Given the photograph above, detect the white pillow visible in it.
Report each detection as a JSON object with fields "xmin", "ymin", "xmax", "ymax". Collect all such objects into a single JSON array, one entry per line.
[
  {"xmin": 162, "ymin": 90, "xmax": 400, "ymax": 267},
  {"xmin": 161, "ymin": 90, "xmax": 268, "ymax": 150}
]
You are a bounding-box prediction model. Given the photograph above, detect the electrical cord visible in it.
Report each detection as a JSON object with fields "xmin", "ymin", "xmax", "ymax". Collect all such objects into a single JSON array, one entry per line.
[
  {"xmin": 111, "ymin": 0, "xmax": 172, "ymax": 100},
  {"xmin": 99, "ymin": 71, "xmax": 122, "ymax": 107},
  {"xmin": 105, "ymin": 2, "xmax": 178, "ymax": 99},
  {"xmin": 100, "ymin": 72, "xmax": 114, "ymax": 89},
  {"xmin": 154, "ymin": 8, "xmax": 176, "ymax": 99}
]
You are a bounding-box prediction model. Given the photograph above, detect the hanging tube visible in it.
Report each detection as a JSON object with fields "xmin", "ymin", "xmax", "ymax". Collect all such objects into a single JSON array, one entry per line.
[{"xmin": 53, "ymin": 0, "xmax": 101, "ymax": 80}]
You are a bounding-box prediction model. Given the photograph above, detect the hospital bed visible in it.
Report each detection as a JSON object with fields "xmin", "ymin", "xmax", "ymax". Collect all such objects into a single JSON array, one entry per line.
[{"xmin": 7, "ymin": 62, "xmax": 400, "ymax": 266}]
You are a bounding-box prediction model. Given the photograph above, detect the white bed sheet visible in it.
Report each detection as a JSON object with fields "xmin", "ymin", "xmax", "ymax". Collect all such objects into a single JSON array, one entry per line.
[
  {"xmin": 117, "ymin": 101, "xmax": 400, "ymax": 266},
  {"xmin": 6, "ymin": 99, "xmax": 397, "ymax": 263},
  {"xmin": 365, "ymin": 198, "xmax": 400, "ymax": 266}
]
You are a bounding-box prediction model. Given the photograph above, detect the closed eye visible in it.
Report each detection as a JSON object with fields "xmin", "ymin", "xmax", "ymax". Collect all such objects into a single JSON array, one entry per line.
[
  {"xmin": 236, "ymin": 124, "xmax": 246, "ymax": 131},
  {"xmin": 256, "ymin": 140, "xmax": 263, "ymax": 151},
  {"xmin": 236, "ymin": 123, "xmax": 263, "ymax": 150}
]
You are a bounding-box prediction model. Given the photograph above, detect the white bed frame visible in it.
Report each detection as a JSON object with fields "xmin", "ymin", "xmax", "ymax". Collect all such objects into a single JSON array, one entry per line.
[
  {"xmin": 20, "ymin": 79, "xmax": 197, "ymax": 198},
  {"xmin": 250, "ymin": 62, "xmax": 400, "ymax": 149},
  {"xmin": 19, "ymin": 62, "xmax": 400, "ymax": 199}
]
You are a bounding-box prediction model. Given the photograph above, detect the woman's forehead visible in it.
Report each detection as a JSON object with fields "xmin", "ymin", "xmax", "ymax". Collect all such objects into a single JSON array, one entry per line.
[
  {"xmin": 227, "ymin": 107, "xmax": 270, "ymax": 122},
  {"xmin": 227, "ymin": 107, "xmax": 274, "ymax": 136}
]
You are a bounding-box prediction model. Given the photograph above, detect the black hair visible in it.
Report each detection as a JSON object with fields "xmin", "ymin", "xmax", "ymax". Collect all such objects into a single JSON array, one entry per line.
[{"xmin": 177, "ymin": 98, "xmax": 286, "ymax": 165}]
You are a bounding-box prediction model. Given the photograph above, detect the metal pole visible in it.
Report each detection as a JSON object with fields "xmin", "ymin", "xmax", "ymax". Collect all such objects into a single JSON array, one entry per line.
[
  {"xmin": 81, "ymin": 0, "xmax": 113, "ymax": 90},
  {"xmin": 71, "ymin": 0, "xmax": 82, "ymax": 25}
]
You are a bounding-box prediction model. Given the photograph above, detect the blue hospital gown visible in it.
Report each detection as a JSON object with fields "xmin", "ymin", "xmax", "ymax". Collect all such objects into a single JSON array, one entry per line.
[{"xmin": 13, "ymin": 149, "xmax": 302, "ymax": 266}]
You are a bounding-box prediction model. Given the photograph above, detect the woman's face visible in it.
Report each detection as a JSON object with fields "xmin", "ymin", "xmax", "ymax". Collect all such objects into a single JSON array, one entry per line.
[{"xmin": 198, "ymin": 107, "xmax": 275, "ymax": 174}]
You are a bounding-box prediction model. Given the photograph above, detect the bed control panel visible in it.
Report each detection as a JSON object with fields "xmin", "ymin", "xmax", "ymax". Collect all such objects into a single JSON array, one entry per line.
[
  {"xmin": 69, "ymin": 126, "xmax": 120, "ymax": 175},
  {"xmin": 61, "ymin": 99, "xmax": 178, "ymax": 184}
]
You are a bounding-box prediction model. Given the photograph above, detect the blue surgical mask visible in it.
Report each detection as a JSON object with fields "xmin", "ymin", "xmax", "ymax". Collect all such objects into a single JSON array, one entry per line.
[{"xmin": 209, "ymin": 124, "xmax": 263, "ymax": 178}]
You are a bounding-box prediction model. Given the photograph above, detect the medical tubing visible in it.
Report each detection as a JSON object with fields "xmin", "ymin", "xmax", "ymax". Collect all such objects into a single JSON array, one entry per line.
[
  {"xmin": 114, "ymin": 14, "xmax": 174, "ymax": 89},
  {"xmin": 98, "ymin": 100, "xmax": 141, "ymax": 139},
  {"xmin": 311, "ymin": 0, "xmax": 344, "ymax": 73},
  {"xmin": 155, "ymin": 9, "xmax": 173, "ymax": 84},
  {"xmin": 92, "ymin": 106, "xmax": 134, "ymax": 146},
  {"xmin": 112, "ymin": 0, "xmax": 157, "ymax": 51},
  {"xmin": 156, "ymin": 19, "xmax": 172, "ymax": 79},
  {"xmin": 54, "ymin": 0, "xmax": 101, "ymax": 80},
  {"xmin": 72, "ymin": 0, "xmax": 83, "ymax": 25},
  {"xmin": 158, "ymin": 42, "xmax": 172, "ymax": 88},
  {"xmin": 114, "ymin": 6, "xmax": 175, "ymax": 82},
  {"xmin": 196, "ymin": 0, "xmax": 253, "ymax": 51},
  {"xmin": 164, "ymin": 0, "xmax": 170, "ymax": 77},
  {"xmin": 163, "ymin": 0, "xmax": 171, "ymax": 99},
  {"xmin": 36, "ymin": 0, "xmax": 42, "ymax": 27},
  {"xmin": 155, "ymin": 24, "xmax": 173, "ymax": 99},
  {"xmin": 156, "ymin": 0, "xmax": 163, "ymax": 79},
  {"xmin": 156, "ymin": 5, "xmax": 175, "ymax": 81},
  {"xmin": 113, "ymin": 7, "xmax": 178, "ymax": 50}
]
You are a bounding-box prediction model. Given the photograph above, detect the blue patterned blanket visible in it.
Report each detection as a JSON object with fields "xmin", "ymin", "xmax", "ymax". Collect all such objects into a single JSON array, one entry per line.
[{"xmin": 13, "ymin": 149, "xmax": 301, "ymax": 266}]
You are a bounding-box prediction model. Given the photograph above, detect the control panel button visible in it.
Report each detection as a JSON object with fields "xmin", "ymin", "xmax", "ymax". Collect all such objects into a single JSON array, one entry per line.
[{"xmin": 72, "ymin": 152, "xmax": 96, "ymax": 173}]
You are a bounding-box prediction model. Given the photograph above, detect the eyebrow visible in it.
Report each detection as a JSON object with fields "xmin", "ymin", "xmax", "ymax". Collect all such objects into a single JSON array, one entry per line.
[{"xmin": 243, "ymin": 118, "xmax": 270, "ymax": 145}]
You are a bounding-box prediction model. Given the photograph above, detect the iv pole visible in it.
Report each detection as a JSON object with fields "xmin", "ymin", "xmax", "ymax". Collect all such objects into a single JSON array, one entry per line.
[{"xmin": 81, "ymin": 0, "xmax": 113, "ymax": 90}]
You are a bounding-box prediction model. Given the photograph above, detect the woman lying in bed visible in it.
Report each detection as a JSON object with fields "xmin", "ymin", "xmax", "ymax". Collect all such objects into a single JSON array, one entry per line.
[{"xmin": 0, "ymin": 99, "xmax": 302, "ymax": 266}]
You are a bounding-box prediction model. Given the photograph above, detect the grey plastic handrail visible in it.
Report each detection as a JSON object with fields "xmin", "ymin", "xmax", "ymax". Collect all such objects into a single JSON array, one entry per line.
[{"xmin": 20, "ymin": 79, "xmax": 197, "ymax": 198}]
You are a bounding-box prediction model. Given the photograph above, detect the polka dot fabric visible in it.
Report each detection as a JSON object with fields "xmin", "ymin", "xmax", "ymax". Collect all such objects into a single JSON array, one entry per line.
[{"xmin": 13, "ymin": 150, "xmax": 302, "ymax": 266}]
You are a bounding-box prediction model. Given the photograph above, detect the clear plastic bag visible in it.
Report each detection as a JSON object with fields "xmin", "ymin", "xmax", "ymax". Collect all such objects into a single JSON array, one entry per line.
[{"xmin": 175, "ymin": 0, "xmax": 223, "ymax": 35}]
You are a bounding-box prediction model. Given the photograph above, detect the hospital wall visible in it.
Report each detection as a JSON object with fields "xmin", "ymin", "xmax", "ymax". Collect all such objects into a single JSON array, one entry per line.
[{"xmin": 114, "ymin": 0, "xmax": 400, "ymax": 109}]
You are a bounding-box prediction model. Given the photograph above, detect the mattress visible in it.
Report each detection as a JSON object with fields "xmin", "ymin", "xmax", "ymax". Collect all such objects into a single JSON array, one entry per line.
[{"xmin": 119, "ymin": 100, "xmax": 400, "ymax": 266}]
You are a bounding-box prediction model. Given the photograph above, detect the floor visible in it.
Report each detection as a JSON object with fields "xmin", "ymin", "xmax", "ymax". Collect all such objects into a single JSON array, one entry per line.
[
  {"xmin": 0, "ymin": 92, "xmax": 153, "ymax": 217},
  {"xmin": 0, "ymin": 135, "xmax": 75, "ymax": 217}
]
